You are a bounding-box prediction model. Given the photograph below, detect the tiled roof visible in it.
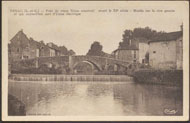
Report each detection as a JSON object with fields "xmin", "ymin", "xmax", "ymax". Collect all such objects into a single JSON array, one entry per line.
[{"xmin": 149, "ymin": 31, "xmax": 182, "ymax": 43}]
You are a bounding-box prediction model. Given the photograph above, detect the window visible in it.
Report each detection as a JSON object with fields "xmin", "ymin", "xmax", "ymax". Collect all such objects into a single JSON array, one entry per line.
[{"xmin": 153, "ymin": 51, "xmax": 156, "ymax": 53}]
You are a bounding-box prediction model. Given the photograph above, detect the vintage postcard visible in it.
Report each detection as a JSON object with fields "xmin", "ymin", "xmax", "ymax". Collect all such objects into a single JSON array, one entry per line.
[{"xmin": 2, "ymin": 1, "xmax": 189, "ymax": 121}]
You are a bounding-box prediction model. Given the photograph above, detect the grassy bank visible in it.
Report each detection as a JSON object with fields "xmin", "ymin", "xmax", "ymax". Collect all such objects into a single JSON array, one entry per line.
[
  {"xmin": 8, "ymin": 94, "xmax": 26, "ymax": 116},
  {"xmin": 133, "ymin": 69, "xmax": 183, "ymax": 86}
]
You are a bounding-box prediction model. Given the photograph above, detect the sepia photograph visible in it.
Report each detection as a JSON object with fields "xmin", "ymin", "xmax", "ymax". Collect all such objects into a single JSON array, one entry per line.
[{"xmin": 2, "ymin": 1, "xmax": 189, "ymax": 121}]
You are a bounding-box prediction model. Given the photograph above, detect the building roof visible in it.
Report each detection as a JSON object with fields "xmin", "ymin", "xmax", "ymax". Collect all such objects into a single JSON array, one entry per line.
[
  {"xmin": 10, "ymin": 30, "xmax": 29, "ymax": 43},
  {"xmin": 10, "ymin": 30, "xmax": 76, "ymax": 53},
  {"xmin": 113, "ymin": 45, "xmax": 138, "ymax": 53},
  {"xmin": 47, "ymin": 42, "xmax": 60, "ymax": 51},
  {"xmin": 148, "ymin": 31, "xmax": 182, "ymax": 44}
]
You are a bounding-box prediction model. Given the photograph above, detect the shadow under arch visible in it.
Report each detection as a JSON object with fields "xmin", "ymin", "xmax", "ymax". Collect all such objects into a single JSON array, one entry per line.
[
  {"xmin": 73, "ymin": 60, "xmax": 102, "ymax": 71},
  {"xmin": 108, "ymin": 63, "xmax": 128, "ymax": 70}
]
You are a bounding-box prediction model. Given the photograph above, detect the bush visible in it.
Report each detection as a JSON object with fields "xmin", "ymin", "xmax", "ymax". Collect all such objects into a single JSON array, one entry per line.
[
  {"xmin": 11, "ymin": 66, "xmax": 63, "ymax": 74},
  {"xmin": 133, "ymin": 69, "xmax": 183, "ymax": 85}
]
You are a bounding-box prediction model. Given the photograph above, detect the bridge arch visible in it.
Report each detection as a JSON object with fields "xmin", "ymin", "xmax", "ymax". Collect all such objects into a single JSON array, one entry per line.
[
  {"xmin": 106, "ymin": 63, "xmax": 128, "ymax": 72},
  {"xmin": 73, "ymin": 60, "xmax": 102, "ymax": 72}
]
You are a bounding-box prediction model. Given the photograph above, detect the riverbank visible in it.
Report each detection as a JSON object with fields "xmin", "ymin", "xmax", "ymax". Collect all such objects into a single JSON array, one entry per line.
[
  {"xmin": 9, "ymin": 74, "xmax": 133, "ymax": 82},
  {"xmin": 8, "ymin": 94, "xmax": 26, "ymax": 116},
  {"xmin": 133, "ymin": 69, "xmax": 183, "ymax": 86}
]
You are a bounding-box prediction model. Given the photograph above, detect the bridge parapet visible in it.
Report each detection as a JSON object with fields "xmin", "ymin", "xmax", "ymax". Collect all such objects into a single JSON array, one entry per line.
[
  {"xmin": 11, "ymin": 55, "xmax": 136, "ymax": 74},
  {"xmin": 69, "ymin": 55, "xmax": 134, "ymax": 74}
]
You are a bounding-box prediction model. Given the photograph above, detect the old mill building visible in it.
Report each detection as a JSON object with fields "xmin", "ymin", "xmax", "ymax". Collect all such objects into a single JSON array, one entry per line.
[{"xmin": 148, "ymin": 31, "xmax": 183, "ymax": 70}]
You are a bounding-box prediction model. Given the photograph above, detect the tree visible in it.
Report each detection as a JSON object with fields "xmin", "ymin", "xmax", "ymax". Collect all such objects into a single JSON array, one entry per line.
[
  {"xmin": 133, "ymin": 27, "xmax": 157, "ymax": 40},
  {"xmin": 119, "ymin": 27, "xmax": 166, "ymax": 48},
  {"xmin": 68, "ymin": 49, "xmax": 75, "ymax": 56},
  {"xmin": 87, "ymin": 41, "xmax": 106, "ymax": 56},
  {"xmin": 122, "ymin": 30, "xmax": 133, "ymax": 43},
  {"xmin": 59, "ymin": 45, "xmax": 75, "ymax": 56},
  {"xmin": 59, "ymin": 45, "xmax": 68, "ymax": 55},
  {"xmin": 119, "ymin": 30, "xmax": 133, "ymax": 48}
]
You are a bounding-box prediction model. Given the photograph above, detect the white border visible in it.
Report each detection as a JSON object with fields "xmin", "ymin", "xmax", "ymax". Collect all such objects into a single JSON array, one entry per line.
[{"xmin": 2, "ymin": 1, "xmax": 189, "ymax": 121}]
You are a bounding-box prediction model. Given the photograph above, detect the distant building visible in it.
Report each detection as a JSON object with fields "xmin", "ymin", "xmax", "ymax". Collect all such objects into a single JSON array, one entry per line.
[
  {"xmin": 113, "ymin": 39, "xmax": 139, "ymax": 63},
  {"xmin": 8, "ymin": 30, "xmax": 73, "ymax": 60},
  {"xmin": 148, "ymin": 31, "xmax": 183, "ymax": 70},
  {"xmin": 47, "ymin": 42, "xmax": 61, "ymax": 56},
  {"xmin": 9, "ymin": 30, "xmax": 41, "ymax": 60}
]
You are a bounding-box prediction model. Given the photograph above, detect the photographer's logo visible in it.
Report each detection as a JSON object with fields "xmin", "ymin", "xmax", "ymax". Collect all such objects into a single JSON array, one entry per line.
[{"xmin": 164, "ymin": 108, "xmax": 178, "ymax": 115}]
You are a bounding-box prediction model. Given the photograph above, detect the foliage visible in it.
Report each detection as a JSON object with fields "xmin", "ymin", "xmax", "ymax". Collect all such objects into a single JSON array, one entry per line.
[
  {"xmin": 68, "ymin": 49, "xmax": 75, "ymax": 56},
  {"xmin": 133, "ymin": 69, "xmax": 183, "ymax": 86},
  {"xmin": 59, "ymin": 46, "xmax": 68, "ymax": 55},
  {"xmin": 119, "ymin": 27, "xmax": 166, "ymax": 48},
  {"xmin": 59, "ymin": 46, "xmax": 76, "ymax": 56},
  {"xmin": 86, "ymin": 41, "xmax": 108, "ymax": 57},
  {"xmin": 11, "ymin": 64, "xmax": 70, "ymax": 74}
]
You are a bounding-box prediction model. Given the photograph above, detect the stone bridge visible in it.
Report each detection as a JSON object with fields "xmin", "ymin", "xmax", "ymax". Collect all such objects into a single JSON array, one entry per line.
[
  {"xmin": 69, "ymin": 55, "xmax": 132, "ymax": 72},
  {"xmin": 12, "ymin": 55, "xmax": 135, "ymax": 74}
]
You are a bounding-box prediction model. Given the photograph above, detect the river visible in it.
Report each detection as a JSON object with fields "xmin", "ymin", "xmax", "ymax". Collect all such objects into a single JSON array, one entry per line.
[{"xmin": 8, "ymin": 80, "xmax": 182, "ymax": 116}]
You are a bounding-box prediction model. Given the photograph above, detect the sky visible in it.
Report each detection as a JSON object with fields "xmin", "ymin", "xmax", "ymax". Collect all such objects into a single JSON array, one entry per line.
[{"xmin": 7, "ymin": 1, "xmax": 186, "ymax": 55}]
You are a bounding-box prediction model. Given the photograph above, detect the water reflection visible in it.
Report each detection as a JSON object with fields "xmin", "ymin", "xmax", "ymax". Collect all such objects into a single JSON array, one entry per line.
[{"xmin": 8, "ymin": 81, "xmax": 182, "ymax": 116}]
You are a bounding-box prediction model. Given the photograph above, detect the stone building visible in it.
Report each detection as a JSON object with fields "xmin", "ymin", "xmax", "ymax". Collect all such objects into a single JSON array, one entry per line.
[
  {"xmin": 8, "ymin": 30, "xmax": 71, "ymax": 60},
  {"xmin": 9, "ymin": 30, "xmax": 48, "ymax": 60},
  {"xmin": 133, "ymin": 37, "xmax": 149, "ymax": 64},
  {"xmin": 113, "ymin": 41, "xmax": 139, "ymax": 63},
  {"xmin": 148, "ymin": 31, "xmax": 183, "ymax": 70},
  {"xmin": 47, "ymin": 42, "xmax": 61, "ymax": 56},
  {"xmin": 9, "ymin": 30, "xmax": 40, "ymax": 60}
]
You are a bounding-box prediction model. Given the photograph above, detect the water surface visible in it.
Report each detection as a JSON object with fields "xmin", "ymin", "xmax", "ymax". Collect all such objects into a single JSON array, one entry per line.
[{"xmin": 8, "ymin": 81, "xmax": 182, "ymax": 116}]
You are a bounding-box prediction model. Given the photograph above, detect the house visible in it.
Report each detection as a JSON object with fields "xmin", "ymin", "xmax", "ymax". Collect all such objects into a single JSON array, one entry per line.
[
  {"xmin": 9, "ymin": 29, "xmax": 40, "ymax": 60},
  {"xmin": 148, "ymin": 31, "xmax": 183, "ymax": 70},
  {"xmin": 8, "ymin": 30, "xmax": 62, "ymax": 60},
  {"xmin": 47, "ymin": 42, "xmax": 61, "ymax": 56},
  {"xmin": 113, "ymin": 37, "xmax": 149, "ymax": 64},
  {"xmin": 113, "ymin": 40, "xmax": 139, "ymax": 63}
]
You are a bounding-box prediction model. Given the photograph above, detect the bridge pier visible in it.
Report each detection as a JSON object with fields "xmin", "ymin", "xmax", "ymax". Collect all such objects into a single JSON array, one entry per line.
[
  {"xmin": 35, "ymin": 59, "xmax": 39, "ymax": 68},
  {"xmin": 69, "ymin": 56, "xmax": 74, "ymax": 74},
  {"xmin": 114, "ymin": 64, "xmax": 118, "ymax": 72}
]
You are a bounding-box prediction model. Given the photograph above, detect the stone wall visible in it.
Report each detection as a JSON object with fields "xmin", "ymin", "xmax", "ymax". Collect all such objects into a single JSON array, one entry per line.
[
  {"xmin": 149, "ymin": 40, "xmax": 177, "ymax": 69},
  {"xmin": 115, "ymin": 49, "xmax": 139, "ymax": 63},
  {"xmin": 176, "ymin": 37, "xmax": 183, "ymax": 70},
  {"xmin": 10, "ymin": 55, "xmax": 133, "ymax": 75}
]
